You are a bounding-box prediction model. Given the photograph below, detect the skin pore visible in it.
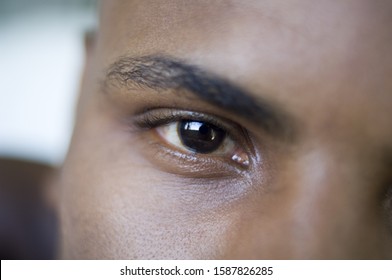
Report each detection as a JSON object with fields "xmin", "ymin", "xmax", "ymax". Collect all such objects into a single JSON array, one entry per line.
[{"xmin": 57, "ymin": 0, "xmax": 392, "ymax": 259}]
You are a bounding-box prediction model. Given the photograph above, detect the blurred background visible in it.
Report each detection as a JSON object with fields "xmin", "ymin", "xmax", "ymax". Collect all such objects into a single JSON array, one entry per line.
[
  {"xmin": 0, "ymin": 0, "xmax": 98, "ymax": 259},
  {"xmin": 0, "ymin": 0, "xmax": 97, "ymax": 165}
]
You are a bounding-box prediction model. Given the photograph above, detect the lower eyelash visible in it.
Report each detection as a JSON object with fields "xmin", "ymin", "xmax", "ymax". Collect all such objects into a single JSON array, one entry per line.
[{"xmin": 140, "ymin": 138, "xmax": 249, "ymax": 178}]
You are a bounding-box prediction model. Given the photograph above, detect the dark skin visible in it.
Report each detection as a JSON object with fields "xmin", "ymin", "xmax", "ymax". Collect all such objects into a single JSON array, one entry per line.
[{"xmin": 56, "ymin": 0, "xmax": 392, "ymax": 259}]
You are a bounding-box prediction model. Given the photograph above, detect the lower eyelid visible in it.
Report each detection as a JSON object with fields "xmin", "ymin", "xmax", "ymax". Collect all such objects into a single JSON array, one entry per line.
[
  {"xmin": 158, "ymin": 144, "xmax": 241, "ymax": 177},
  {"xmin": 137, "ymin": 130, "xmax": 250, "ymax": 178}
]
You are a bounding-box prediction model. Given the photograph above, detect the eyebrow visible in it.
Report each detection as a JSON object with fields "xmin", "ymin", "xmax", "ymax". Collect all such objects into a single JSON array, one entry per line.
[{"xmin": 104, "ymin": 54, "xmax": 295, "ymax": 140}]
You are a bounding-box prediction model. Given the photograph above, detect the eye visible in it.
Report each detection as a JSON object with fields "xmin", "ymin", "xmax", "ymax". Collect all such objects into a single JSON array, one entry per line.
[
  {"xmin": 157, "ymin": 119, "xmax": 228, "ymax": 154},
  {"xmin": 177, "ymin": 120, "xmax": 225, "ymax": 154},
  {"xmin": 133, "ymin": 109, "xmax": 252, "ymax": 169},
  {"xmin": 156, "ymin": 119, "xmax": 249, "ymax": 168}
]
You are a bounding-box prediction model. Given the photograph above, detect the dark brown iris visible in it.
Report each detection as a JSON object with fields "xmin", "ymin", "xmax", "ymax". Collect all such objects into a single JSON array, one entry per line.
[{"xmin": 178, "ymin": 120, "xmax": 226, "ymax": 153}]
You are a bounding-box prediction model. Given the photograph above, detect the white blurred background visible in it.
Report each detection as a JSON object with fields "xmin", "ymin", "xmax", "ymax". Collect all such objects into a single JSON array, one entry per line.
[{"xmin": 0, "ymin": 0, "xmax": 97, "ymax": 166}]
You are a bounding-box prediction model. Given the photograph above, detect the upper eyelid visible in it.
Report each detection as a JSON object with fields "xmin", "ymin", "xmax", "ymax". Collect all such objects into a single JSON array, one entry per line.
[{"xmin": 133, "ymin": 108, "xmax": 244, "ymax": 138}]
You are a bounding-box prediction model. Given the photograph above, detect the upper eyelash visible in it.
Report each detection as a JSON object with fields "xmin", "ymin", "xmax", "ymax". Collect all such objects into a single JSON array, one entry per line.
[{"xmin": 133, "ymin": 108, "xmax": 239, "ymax": 136}]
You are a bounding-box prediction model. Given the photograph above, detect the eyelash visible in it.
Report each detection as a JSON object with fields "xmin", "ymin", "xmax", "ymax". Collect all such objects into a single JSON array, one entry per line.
[{"xmin": 132, "ymin": 108, "xmax": 252, "ymax": 171}]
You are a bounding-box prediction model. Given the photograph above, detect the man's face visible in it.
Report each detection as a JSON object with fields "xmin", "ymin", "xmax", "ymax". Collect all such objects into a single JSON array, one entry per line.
[{"xmin": 58, "ymin": 0, "xmax": 392, "ymax": 259}]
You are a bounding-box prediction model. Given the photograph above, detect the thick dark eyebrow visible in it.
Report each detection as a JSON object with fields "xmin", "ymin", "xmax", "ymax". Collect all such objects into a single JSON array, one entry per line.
[{"xmin": 104, "ymin": 54, "xmax": 295, "ymax": 140}]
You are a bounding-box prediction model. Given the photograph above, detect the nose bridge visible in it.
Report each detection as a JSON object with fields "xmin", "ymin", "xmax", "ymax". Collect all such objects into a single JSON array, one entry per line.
[
  {"xmin": 276, "ymin": 148, "xmax": 391, "ymax": 258},
  {"xmin": 232, "ymin": 148, "xmax": 392, "ymax": 259},
  {"xmin": 287, "ymin": 150, "xmax": 369, "ymax": 257},
  {"xmin": 294, "ymin": 149, "xmax": 361, "ymax": 226}
]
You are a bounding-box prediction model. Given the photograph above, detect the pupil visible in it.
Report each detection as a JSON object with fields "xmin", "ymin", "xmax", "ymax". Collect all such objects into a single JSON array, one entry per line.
[{"xmin": 178, "ymin": 120, "xmax": 226, "ymax": 153}]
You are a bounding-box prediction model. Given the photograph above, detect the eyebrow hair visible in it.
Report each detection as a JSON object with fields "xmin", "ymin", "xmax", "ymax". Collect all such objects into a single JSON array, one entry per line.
[{"xmin": 104, "ymin": 54, "xmax": 295, "ymax": 140}]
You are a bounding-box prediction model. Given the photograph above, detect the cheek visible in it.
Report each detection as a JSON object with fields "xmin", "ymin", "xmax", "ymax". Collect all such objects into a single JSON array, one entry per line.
[
  {"xmin": 58, "ymin": 97, "xmax": 267, "ymax": 259},
  {"xmin": 59, "ymin": 130, "xmax": 242, "ymax": 259}
]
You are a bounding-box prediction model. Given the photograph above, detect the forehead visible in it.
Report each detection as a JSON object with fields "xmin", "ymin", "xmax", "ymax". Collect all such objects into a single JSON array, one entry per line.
[{"xmin": 98, "ymin": 0, "xmax": 392, "ymax": 144}]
